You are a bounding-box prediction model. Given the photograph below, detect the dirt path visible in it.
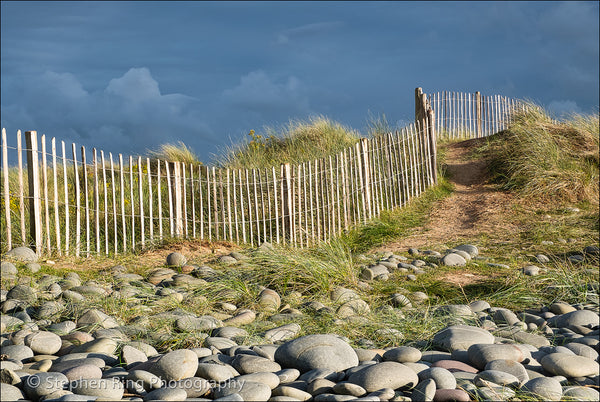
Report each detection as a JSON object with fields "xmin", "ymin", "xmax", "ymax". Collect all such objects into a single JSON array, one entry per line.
[{"xmin": 373, "ymin": 138, "xmax": 519, "ymax": 252}]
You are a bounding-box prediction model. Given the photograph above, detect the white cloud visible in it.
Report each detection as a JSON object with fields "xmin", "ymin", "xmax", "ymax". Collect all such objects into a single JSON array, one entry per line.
[
  {"xmin": 222, "ymin": 70, "xmax": 310, "ymax": 115},
  {"xmin": 546, "ymin": 100, "xmax": 582, "ymax": 118},
  {"xmin": 1, "ymin": 67, "xmax": 218, "ymax": 160},
  {"xmin": 105, "ymin": 67, "xmax": 161, "ymax": 101}
]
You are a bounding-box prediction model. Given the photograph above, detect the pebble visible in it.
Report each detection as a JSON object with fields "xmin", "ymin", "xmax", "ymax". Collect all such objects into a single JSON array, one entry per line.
[
  {"xmin": 432, "ymin": 325, "xmax": 495, "ymax": 351},
  {"xmin": 346, "ymin": 361, "xmax": 419, "ymax": 392},
  {"xmin": 521, "ymin": 376, "xmax": 563, "ymax": 401},
  {"xmin": 540, "ymin": 353, "xmax": 600, "ymax": 377},
  {"xmin": 2, "ymin": 246, "xmax": 599, "ymax": 402},
  {"xmin": 441, "ymin": 253, "xmax": 467, "ymax": 267},
  {"xmin": 274, "ymin": 334, "xmax": 359, "ymax": 372}
]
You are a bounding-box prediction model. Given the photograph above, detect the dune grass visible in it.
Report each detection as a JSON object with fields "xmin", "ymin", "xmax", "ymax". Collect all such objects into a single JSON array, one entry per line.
[
  {"xmin": 147, "ymin": 141, "xmax": 201, "ymax": 165},
  {"xmin": 215, "ymin": 116, "xmax": 361, "ymax": 169},
  {"xmin": 480, "ymin": 103, "xmax": 599, "ymax": 205}
]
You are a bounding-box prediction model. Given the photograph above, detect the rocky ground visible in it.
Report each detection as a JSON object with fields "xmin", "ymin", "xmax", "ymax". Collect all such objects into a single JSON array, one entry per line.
[{"xmin": 1, "ymin": 243, "xmax": 599, "ymax": 402}]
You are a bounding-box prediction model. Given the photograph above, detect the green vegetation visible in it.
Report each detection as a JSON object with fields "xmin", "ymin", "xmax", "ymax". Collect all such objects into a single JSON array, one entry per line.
[
  {"xmin": 147, "ymin": 141, "xmax": 201, "ymax": 165},
  {"xmin": 215, "ymin": 116, "xmax": 361, "ymax": 169},
  {"xmin": 480, "ymin": 102, "xmax": 599, "ymax": 205}
]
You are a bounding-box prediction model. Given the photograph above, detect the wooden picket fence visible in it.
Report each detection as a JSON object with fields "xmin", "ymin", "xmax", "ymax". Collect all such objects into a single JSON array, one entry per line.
[
  {"xmin": 423, "ymin": 90, "xmax": 525, "ymax": 139},
  {"xmin": 0, "ymin": 87, "xmax": 521, "ymax": 257}
]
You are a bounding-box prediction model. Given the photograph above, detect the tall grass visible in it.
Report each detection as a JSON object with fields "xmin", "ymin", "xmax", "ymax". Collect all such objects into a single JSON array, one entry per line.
[
  {"xmin": 215, "ymin": 116, "xmax": 361, "ymax": 169},
  {"xmin": 147, "ymin": 141, "xmax": 201, "ymax": 165},
  {"xmin": 481, "ymin": 103, "xmax": 599, "ymax": 205}
]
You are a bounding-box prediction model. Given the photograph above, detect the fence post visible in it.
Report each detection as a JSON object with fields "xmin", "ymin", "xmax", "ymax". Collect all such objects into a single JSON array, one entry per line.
[
  {"xmin": 475, "ymin": 91, "xmax": 482, "ymax": 138},
  {"xmin": 427, "ymin": 108, "xmax": 438, "ymax": 185},
  {"xmin": 415, "ymin": 87, "xmax": 428, "ymax": 123},
  {"xmin": 25, "ymin": 131, "xmax": 42, "ymax": 255}
]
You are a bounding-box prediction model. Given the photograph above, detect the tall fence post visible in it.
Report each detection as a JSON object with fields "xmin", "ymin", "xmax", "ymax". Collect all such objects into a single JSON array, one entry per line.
[
  {"xmin": 475, "ymin": 91, "xmax": 482, "ymax": 138},
  {"xmin": 415, "ymin": 87, "xmax": 428, "ymax": 123},
  {"xmin": 25, "ymin": 131, "xmax": 42, "ymax": 255}
]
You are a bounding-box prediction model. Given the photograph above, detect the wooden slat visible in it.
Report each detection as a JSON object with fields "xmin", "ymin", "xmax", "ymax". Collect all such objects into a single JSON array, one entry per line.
[
  {"xmin": 219, "ymin": 168, "xmax": 225, "ymax": 241},
  {"xmin": 189, "ymin": 163, "xmax": 194, "ymax": 238},
  {"xmin": 17, "ymin": 131, "xmax": 26, "ymax": 245},
  {"xmin": 52, "ymin": 138, "xmax": 60, "ymax": 254},
  {"xmin": 341, "ymin": 149, "xmax": 349, "ymax": 230},
  {"xmin": 148, "ymin": 158, "xmax": 154, "ymax": 241},
  {"xmin": 82, "ymin": 147, "xmax": 90, "ymax": 257},
  {"xmin": 226, "ymin": 169, "xmax": 232, "ymax": 242},
  {"xmin": 272, "ymin": 166, "xmax": 279, "ymax": 244},
  {"xmin": 138, "ymin": 156, "xmax": 145, "ymax": 248},
  {"xmin": 212, "ymin": 167, "xmax": 218, "ymax": 240},
  {"xmin": 41, "ymin": 135, "xmax": 51, "ymax": 253},
  {"xmin": 129, "ymin": 155, "xmax": 135, "ymax": 250},
  {"xmin": 259, "ymin": 169, "xmax": 267, "ymax": 244},
  {"xmin": 232, "ymin": 168, "xmax": 239, "ymax": 243},
  {"xmin": 110, "ymin": 153, "xmax": 118, "ymax": 254},
  {"xmin": 93, "ymin": 149, "xmax": 100, "ymax": 254},
  {"xmin": 26, "ymin": 132, "xmax": 42, "ymax": 254},
  {"xmin": 279, "ymin": 164, "xmax": 286, "ymax": 244},
  {"xmin": 2, "ymin": 128, "xmax": 11, "ymax": 251},
  {"xmin": 198, "ymin": 165, "xmax": 203, "ymax": 240},
  {"xmin": 119, "ymin": 154, "xmax": 126, "ymax": 252},
  {"xmin": 101, "ymin": 151, "xmax": 108, "ymax": 255},
  {"xmin": 206, "ymin": 166, "xmax": 211, "ymax": 240},
  {"xmin": 182, "ymin": 163, "xmax": 188, "ymax": 238},
  {"xmin": 157, "ymin": 160, "xmax": 163, "ymax": 241},
  {"xmin": 301, "ymin": 163, "xmax": 309, "ymax": 246},
  {"xmin": 239, "ymin": 169, "xmax": 246, "ymax": 243},
  {"xmin": 253, "ymin": 169, "xmax": 260, "ymax": 245},
  {"xmin": 73, "ymin": 143, "xmax": 81, "ymax": 256},
  {"xmin": 62, "ymin": 142, "xmax": 69, "ymax": 253},
  {"xmin": 265, "ymin": 167, "xmax": 273, "ymax": 242},
  {"xmin": 333, "ymin": 155, "xmax": 341, "ymax": 237},
  {"xmin": 166, "ymin": 162, "xmax": 174, "ymax": 237}
]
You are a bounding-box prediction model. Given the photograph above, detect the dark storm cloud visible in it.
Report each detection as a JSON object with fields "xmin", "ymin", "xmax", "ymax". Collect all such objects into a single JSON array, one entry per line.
[{"xmin": 1, "ymin": 1, "xmax": 598, "ymax": 164}]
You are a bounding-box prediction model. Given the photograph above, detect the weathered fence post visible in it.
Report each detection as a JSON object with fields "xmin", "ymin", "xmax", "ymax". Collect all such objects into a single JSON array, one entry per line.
[
  {"xmin": 360, "ymin": 138, "xmax": 372, "ymax": 220},
  {"xmin": 415, "ymin": 87, "xmax": 428, "ymax": 123},
  {"xmin": 25, "ymin": 131, "xmax": 42, "ymax": 255}
]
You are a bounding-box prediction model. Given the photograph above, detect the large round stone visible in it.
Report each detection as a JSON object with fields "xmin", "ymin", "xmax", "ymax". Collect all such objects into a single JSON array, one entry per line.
[
  {"xmin": 213, "ymin": 380, "xmax": 272, "ymax": 401},
  {"xmin": 540, "ymin": 353, "xmax": 600, "ymax": 378},
  {"xmin": 23, "ymin": 372, "xmax": 69, "ymax": 400},
  {"xmin": 70, "ymin": 378, "xmax": 124, "ymax": 400},
  {"xmin": 6, "ymin": 284, "xmax": 37, "ymax": 303},
  {"xmin": 274, "ymin": 334, "xmax": 359, "ymax": 372},
  {"xmin": 432, "ymin": 325, "xmax": 495, "ymax": 352},
  {"xmin": 346, "ymin": 361, "xmax": 418, "ymax": 392},
  {"xmin": 548, "ymin": 310, "xmax": 600, "ymax": 328},
  {"xmin": 4, "ymin": 246, "xmax": 38, "ymax": 262},
  {"xmin": 77, "ymin": 309, "xmax": 119, "ymax": 329},
  {"xmin": 166, "ymin": 252, "xmax": 187, "ymax": 267},
  {"xmin": 149, "ymin": 349, "xmax": 199, "ymax": 382},
  {"xmin": 521, "ymin": 377, "xmax": 563, "ymax": 401},
  {"xmin": 1, "ymin": 383, "xmax": 24, "ymax": 401},
  {"xmin": 24, "ymin": 331, "xmax": 62, "ymax": 355},
  {"xmin": 467, "ymin": 344, "xmax": 526, "ymax": 370},
  {"xmin": 441, "ymin": 253, "xmax": 467, "ymax": 267}
]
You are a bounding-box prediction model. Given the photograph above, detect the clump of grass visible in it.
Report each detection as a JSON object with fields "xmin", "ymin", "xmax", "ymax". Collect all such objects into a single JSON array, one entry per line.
[
  {"xmin": 216, "ymin": 116, "xmax": 361, "ymax": 169},
  {"xmin": 147, "ymin": 141, "xmax": 201, "ymax": 165},
  {"xmin": 481, "ymin": 103, "xmax": 599, "ymax": 205}
]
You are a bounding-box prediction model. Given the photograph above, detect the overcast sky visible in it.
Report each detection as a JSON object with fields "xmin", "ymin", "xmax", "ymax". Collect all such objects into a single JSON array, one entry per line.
[{"xmin": 1, "ymin": 1, "xmax": 598, "ymax": 164}]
